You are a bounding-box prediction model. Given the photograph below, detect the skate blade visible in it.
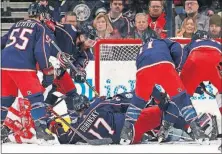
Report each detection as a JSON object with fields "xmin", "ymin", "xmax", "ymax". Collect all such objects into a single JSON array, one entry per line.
[
  {"xmin": 196, "ymin": 138, "xmax": 210, "ymax": 145},
  {"xmin": 158, "ymin": 137, "xmax": 164, "ymax": 143}
]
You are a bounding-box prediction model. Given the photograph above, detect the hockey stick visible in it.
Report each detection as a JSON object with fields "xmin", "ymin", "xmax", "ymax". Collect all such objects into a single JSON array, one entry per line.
[
  {"xmin": 199, "ymin": 82, "xmax": 216, "ymax": 98},
  {"xmin": 47, "ymin": 106, "xmax": 113, "ymax": 145},
  {"xmin": 50, "ymin": 40, "xmax": 100, "ymax": 97}
]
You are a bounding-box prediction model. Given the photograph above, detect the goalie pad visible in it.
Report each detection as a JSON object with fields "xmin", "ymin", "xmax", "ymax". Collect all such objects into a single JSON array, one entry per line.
[
  {"xmin": 5, "ymin": 98, "xmax": 35, "ymax": 143},
  {"xmin": 197, "ymin": 113, "xmax": 219, "ymax": 140}
]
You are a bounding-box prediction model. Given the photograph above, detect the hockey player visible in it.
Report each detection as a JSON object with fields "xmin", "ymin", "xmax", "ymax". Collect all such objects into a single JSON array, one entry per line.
[
  {"xmin": 120, "ymin": 38, "xmax": 209, "ymax": 144},
  {"xmin": 43, "ymin": 18, "xmax": 95, "ymax": 119},
  {"xmin": 1, "ymin": 3, "xmax": 55, "ymax": 142},
  {"xmin": 180, "ymin": 30, "xmax": 222, "ymax": 114}
]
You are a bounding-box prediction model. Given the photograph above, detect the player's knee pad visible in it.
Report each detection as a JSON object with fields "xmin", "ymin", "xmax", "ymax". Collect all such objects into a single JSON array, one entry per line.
[
  {"xmin": 26, "ymin": 93, "xmax": 47, "ymax": 121},
  {"xmin": 1, "ymin": 96, "xmax": 16, "ymax": 123}
]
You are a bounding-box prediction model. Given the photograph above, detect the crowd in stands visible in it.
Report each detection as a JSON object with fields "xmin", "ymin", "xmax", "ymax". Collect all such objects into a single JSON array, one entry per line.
[{"xmin": 2, "ymin": 0, "xmax": 222, "ymax": 42}]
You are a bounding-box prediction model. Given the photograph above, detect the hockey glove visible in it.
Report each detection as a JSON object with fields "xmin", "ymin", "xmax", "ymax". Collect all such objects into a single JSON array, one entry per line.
[
  {"xmin": 49, "ymin": 121, "xmax": 63, "ymax": 135},
  {"xmin": 42, "ymin": 74, "xmax": 54, "ymax": 88},
  {"xmin": 72, "ymin": 67, "xmax": 86, "ymax": 83},
  {"xmin": 57, "ymin": 52, "xmax": 74, "ymax": 69},
  {"xmin": 44, "ymin": 19, "xmax": 56, "ymax": 31}
]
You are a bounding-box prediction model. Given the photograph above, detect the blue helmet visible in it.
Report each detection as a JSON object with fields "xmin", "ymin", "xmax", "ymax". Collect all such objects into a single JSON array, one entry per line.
[
  {"xmin": 28, "ymin": 2, "xmax": 48, "ymax": 18},
  {"xmin": 192, "ymin": 30, "xmax": 210, "ymax": 41},
  {"xmin": 77, "ymin": 24, "xmax": 97, "ymax": 40}
]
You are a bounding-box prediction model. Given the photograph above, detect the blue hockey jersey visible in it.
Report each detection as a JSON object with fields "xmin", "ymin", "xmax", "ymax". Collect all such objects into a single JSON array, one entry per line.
[
  {"xmin": 137, "ymin": 39, "xmax": 185, "ymax": 72},
  {"xmin": 1, "ymin": 19, "xmax": 52, "ymax": 71},
  {"xmin": 56, "ymin": 92, "xmax": 133, "ymax": 144},
  {"xmin": 54, "ymin": 24, "xmax": 93, "ymax": 68}
]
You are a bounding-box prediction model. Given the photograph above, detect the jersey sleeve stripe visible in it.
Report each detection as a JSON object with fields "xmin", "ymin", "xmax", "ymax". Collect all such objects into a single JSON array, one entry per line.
[{"xmin": 36, "ymin": 22, "xmax": 49, "ymax": 68}]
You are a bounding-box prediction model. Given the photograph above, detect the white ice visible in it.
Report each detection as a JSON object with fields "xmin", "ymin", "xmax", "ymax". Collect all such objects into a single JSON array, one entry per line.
[{"xmin": 2, "ymin": 141, "xmax": 221, "ymax": 153}]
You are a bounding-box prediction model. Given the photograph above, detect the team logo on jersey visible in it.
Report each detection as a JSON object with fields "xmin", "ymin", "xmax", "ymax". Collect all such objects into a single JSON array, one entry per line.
[
  {"xmin": 27, "ymin": 91, "xmax": 32, "ymax": 96},
  {"xmin": 73, "ymin": 4, "xmax": 91, "ymax": 22},
  {"xmin": 177, "ymin": 88, "xmax": 182, "ymax": 92}
]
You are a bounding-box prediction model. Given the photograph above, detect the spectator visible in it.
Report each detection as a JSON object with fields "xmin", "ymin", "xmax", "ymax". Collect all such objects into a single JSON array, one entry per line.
[
  {"xmin": 93, "ymin": 14, "xmax": 121, "ymax": 39},
  {"xmin": 176, "ymin": 17, "xmax": 197, "ymax": 38},
  {"xmin": 198, "ymin": 0, "xmax": 214, "ymax": 17},
  {"xmin": 2, "ymin": 0, "xmax": 11, "ymax": 16},
  {"xmin": 107, "ymin": 0, "xmax": 131, "ymax": 38},
  {"xmin": 209, "ymin": 14, "xmax": 221, "ymax": 38},
  {"xmin": 37, "ymin": 0, "xmax": 61, "ymax": 21},
  {"xmin": 175, "ymin": 0, "xmax": 209, "ymax": 35},
  {"xmin": 62, "ymin": 11, "xmax": 78, "ymax": 28},
  {"xmin": 123, "ymin": 0, "xmax": 149, "ymax": 28},
  {"xmin": 130, "ymin": 13, "xmax": 159, "ymax": 42},
  {"xmin": 198, "ymin": 0, "xmax": 222, "ymax": 17},
  {"xmin": 147, "ymin": 0, "xmax": 167, "ymax": 38}
]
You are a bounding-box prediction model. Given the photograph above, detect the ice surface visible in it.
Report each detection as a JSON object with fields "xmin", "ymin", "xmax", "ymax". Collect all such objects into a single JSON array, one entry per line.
[{"xmin": 2, "ymin": 140, "xmax": 221, "ymax": 153}]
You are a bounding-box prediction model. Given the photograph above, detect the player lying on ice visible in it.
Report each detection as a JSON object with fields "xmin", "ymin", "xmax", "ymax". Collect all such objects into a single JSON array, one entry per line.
[{"xmin": 3, "ymin": 90, "xmax": 219, "ymax": 145}]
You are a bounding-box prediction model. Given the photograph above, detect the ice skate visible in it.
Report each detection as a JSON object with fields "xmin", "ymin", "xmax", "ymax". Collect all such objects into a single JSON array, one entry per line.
[
  {"xmin": 1, "ymin": 125, "xmax": 10, "ymax": 143},
  {"xmin": 34, "ymin": 121, "xmax": 55, "ymax": 141},
  {"xmin": 190, "ymin": 120, "xmax": 209, "ymax": 142},
  {"xmin": 158, "ymin": 120, "xmax": 173, "ymax": 143}
]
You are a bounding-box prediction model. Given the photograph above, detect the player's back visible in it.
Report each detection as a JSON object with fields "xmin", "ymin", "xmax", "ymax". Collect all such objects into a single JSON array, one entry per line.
[
  {"xmin": 186, "ymin": 39, "xmax": 221, "ymax": 55},
  {"xmin": 2, "ymin": 19, "xmax": 49, "ymax": 71},
  {"xmin": 54, "ymin": 24, "xmax": 78, "ymax": 55},
  {"xmin": 137, "ymin": 39, "xmax": 175, "ymax": 69},
  {"xmin": 69, "ymin": 93, "xmax": 133, "ymax": 144}
]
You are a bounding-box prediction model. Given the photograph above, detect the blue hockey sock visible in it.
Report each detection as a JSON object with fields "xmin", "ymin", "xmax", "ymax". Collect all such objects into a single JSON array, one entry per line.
[
  {"xmin": 125, "ymin": 95, "xmax": 147, "ymax": 125},
  {"xmin": 163, "ymin": 101, "xmax": 180, "ymax": 124},
  {"xmin": 26, "ymin": 93, "xmax": 48, "ymax": 123},
  {"xmin": 1, "ymin": 96, "xmax": 15, "ymax": 124},
  {"xmin": 172, "ymin": 92, "xmax": 198, "ymax": 123}
]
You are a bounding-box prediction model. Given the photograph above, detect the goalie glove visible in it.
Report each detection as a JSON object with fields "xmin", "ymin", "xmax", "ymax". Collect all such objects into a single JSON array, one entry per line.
[{"xmin": 57, "ymin": 52, "xmax": 74, "ymax": 69}]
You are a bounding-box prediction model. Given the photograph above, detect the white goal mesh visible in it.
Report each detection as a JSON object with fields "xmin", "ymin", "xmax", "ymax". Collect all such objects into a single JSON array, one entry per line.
[{"xmin": 95, "ymin": 39, "xmax": 142, "ymax": 61}]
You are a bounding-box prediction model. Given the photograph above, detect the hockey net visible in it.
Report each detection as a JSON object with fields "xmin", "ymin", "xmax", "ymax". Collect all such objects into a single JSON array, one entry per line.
[{"xmin": 94, "ymin": 39, "xmax": 142, "ymax": 96}]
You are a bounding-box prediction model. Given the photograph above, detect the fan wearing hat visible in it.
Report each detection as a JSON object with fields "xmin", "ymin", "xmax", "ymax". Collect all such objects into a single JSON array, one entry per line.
[{"xmin": 209, "ymin": 14, "xmax": 221, "ymax": 38}]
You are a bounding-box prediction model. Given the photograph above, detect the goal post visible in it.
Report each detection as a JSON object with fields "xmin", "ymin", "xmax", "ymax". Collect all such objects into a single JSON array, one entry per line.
[{"xmin": 94, "ymin": 39, "xmax": 142, "ymax": 95}]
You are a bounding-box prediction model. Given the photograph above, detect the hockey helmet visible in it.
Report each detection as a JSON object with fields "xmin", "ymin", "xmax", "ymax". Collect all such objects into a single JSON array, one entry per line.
[
  {"xmin": 77, "ymin": 24, "xmax": 97, "ymax": 41},
  {"xmin": 28, "ymin": 2, "xmax": 48, "ymax": 18},
  {"xmin": 192, "ymin": 30, "xmax": 210, "ymax": 41}
]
